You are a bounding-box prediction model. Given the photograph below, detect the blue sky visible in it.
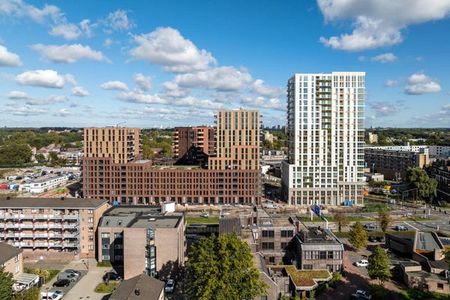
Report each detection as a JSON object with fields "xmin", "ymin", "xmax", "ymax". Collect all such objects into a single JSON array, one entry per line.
[{"xmin": 0, "ymin": 0, "xmax": 449, "ymax": 128}]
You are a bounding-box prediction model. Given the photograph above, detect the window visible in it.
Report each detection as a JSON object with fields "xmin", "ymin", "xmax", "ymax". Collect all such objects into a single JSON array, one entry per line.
[
  {"xmin": 101, "ymin": 233, "xmax": 110, "ymax": 238},
  {"xmin": 262, "ymin": 242, "xmax": 274, "ymax": 250},
  {"xmin": 281, "ymin": 242, "xmax": 288, "ymax": 249},
  {"xmin": 303, "ymin": 264, "xmax": 313, "ymax": 270},
  {"xmin": 88, "ymin": 217, "xmax": 94, "ymax": 223},
  {"xmin": 437, "ymin": 283, "xmax": 444, "ymax": 290},
  {"xmin": 88, "ymin": 245, "xmax": 94, "ymax": 250},
  {"xmin": 281, "ymin": 230, "xmax": 293, "ymax": 238},
  {"xmin": 319, "ymin": 251, "xmax": 326, "ymax": 259},
  {"xmin": 327, "ymin": 251, "xmax": 334, "ymax": 259},
  {"xmin": 14, "ymin": 255, "xmax": 19, "ymax": 262},
  {"xmin": 262, "ymin": 230, "xmax": 274, "ymax": 238},
  {"xmin": 269, "ymin": 257, "xmax": 275, "ymax": 264}
]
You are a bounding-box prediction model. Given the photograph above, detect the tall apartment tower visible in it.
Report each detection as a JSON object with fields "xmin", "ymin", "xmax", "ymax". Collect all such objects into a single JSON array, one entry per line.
[
  {"xmin": 173, "ymin": 126, "xmax": 216, "ymax": 159},
  {"xmin": 282, "ymin": 72, "xmax": 365, "ymax": 206},
  {"xmin": 209, "ymin": 109, "xmax": 260, "ymax": 170},
  {"xmin": 84, "ymin": 127, "xmax": 141, "ymax": 163}
]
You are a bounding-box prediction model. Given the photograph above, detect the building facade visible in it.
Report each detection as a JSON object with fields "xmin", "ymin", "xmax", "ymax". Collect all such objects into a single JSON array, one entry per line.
[
  {"xmin": 83, "ymin": 109, "xmax": 262, "ymax": 205},
  {"xmin": 0, "ymin": 242, "xmax": 23, "ymax": 278},
  {"xmin": 84, "ymin": 127, "xmax": 141, "ymax": 164},
  {"xmin": 0, "ymin": 197, "xmax": 110, "ymax": 259},
  {"xmin": 364, "ymin": 148, "xmax": 430, "ymax": 180},
  {"xmin": 97, "ymin": 206, "xmax": 185, "ymax": 280},
  {"xmin": 282, "ymin": 72, "xmax": 365, "ymax": 206},
  {"xmin": 173, "ymin": 126, "xmax": 216, "ymax": 159}
]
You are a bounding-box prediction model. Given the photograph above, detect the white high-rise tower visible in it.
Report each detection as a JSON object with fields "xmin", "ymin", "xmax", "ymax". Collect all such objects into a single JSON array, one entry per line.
[{"xmin": 281, "ymin": 72, "xmax": 365, "ymax": 206}]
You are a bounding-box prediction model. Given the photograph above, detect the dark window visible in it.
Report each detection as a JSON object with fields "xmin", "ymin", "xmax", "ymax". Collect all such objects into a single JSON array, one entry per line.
[
  {"xmin": 262, "ymin": 230, "xmax": 274, "ymax": 238},
  {"xmin": 281, "ymin": 230, "xmax": 294, "ymax": 237},
  {"xmin": 281, "ymin": 242, "xmax": 288, "ymax": 249},
  {"xmin": 262, "ymin": 242, "xmax": 274, "ymax": 250},
  {"xmin": 319, "ymin": 251, "xmax": 327, "ymax": 259},
  {"xmin": 327, "ymin": 251, "xmax": 334, "ymax": 259},
  {"xmin": 269, "ymin": 257, "xmax": 275, "ymax": 264},
  {"xmin": 437, "ymin": 283, "xmax": 444, "ymax": 290}
]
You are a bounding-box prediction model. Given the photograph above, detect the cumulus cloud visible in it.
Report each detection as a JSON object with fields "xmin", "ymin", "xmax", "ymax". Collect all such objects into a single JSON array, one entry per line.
[
  {"xmin": 318, "ymin": 0, "xmax": 450, "ymax": 51},
  {"xmin": 0, "ymin": 0, "xmax": 61, "ymax": 23},
  {"xmin": 118, "ymin": 91, "xmax": 166, "ymax": 104},
  {"xmin": 53, "ymin": 108, "xmax": 71, "ymax": 117},
  {"xmin": 1, "ymin": 105, "xmax": 46, "ymax": 116},
  {"xmin": 174, "ymin": 66, "xmax": 252, "ymax": 91},
  {"xmin": 413, "ymin": 104, "xmax": 450, "ymax": 125},
  {"xmin": 130, "ymin": 27, "xmax": 216, "ymax": 73},
  {"xmin": 101, "ymin": 81, "xmax": 129, "ymax": 91},
  {"xmin": 252, "ymin": 79, "xmax": 283, "ymax": 98},
  {"xmin": 32, "ymin": 44, "xmax": 107, "ymax": 63},
  {"xmin": 371, "ymin": 52, "xmax": 397, "ymax": 63},
  {"xmin": 385, "ymin": 79, "xmax": 398, "ymax": 87},
  {"xmin": 405, "ymin": 72, "xmax": 441, "ymax": 95},
  {"xmin": 72, "ymin": 86, "xmax": 89, "ymax": 97},
  {"xmin": 0, "ymin": 45, "xmax": 22, "ymax": 67},
  {"xmin": 104, "ymin": 9, "xmax": 133, "ymax": 31},
  {"xmin": 368, "ymin": 101, "xmax": 401, "ymax": 117},
  {"xmin": 16, "ymin": 69, "xmax": 67, "ymax": 88},
  {"xmin": 8, "ymin": 91, "xmax": 68, "ymax": 105},
  {"xmin": 134, "ymin": 73, "xmax": 152, "ymax": 91},
  {"xmin": 50, "ymin": 23, "xmax": 81, "ymax": 40}
]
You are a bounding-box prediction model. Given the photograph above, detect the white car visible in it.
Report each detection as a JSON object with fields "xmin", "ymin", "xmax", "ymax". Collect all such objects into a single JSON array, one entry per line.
[
  {"xmin": 353, "ymin": 289, "xmax": 372, "ymax": 299},
  {"xmin": 164, "ymin": 279, "xmax": 175, "ymax": 293},
  {"xmin": 41, "ymin": 290, "xmax": 64, "ymax": 300},
  {"xmin": 355, "ymin": 259, "xmax": 369, "ymax": 267}
]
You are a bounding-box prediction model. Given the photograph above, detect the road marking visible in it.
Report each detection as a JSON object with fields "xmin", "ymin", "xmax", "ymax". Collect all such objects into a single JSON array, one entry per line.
[{"xmin": 404, "ymin": 221, "xmax": 419, "ymax": 231}]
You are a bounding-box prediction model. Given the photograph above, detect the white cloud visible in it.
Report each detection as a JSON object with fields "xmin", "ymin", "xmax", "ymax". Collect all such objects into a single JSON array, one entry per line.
[
  {"xmin": 103, "ymin": 38, "xmax": 114, "ymax": 47},
  {"xmin": 134, "ymin": 73, "xmax": 152, "ymax": 91},
  {"xmin": 252, "ymin": 79, "xmax": 283, "ymax": 98},
  {"xmin": 241, "ymin": 96, "xmax": 285, "ymax": 111},
  {"xmin": 385, "ymin": 79, "xmax": 398, "ymax": 87},
  {"xmin": 101, "ymin": 81, "xmax": 129, "ymax": 91},
  {"xmin": 0, "ymin": 0, "xmax": 61, "ymax": 23},
  {"xmin": 130, "ymin": 27, "xmax": 216, "ymax": 73},
  {"xmin": 0, "ymin": 45, "xmax": 22, "ymax": 67},
  {"xmin": 413, "ymin": 104, "xmax": 450, "ymax": 125},
  {"xmin": 32, "ymin": 44, "xmax": 107, "ymax": 63},
  {"xmin": 1, "ymin": 105, "xmax": 46, "ymax": 116},
  {"xmin": 105, "ymin": 9, "xmax": 133, "ymax": 31},
  {"xmin": 50, "ymin": 23, "xmax": 81, "ymax": 40},
  {"xmin": 405, "ymin": 72, "xmax": 441, "ymax": 95},
  {"xmin": 174, "ymin": 66, "xmax": 252, "ymax": 91},
  {"xmin": 318, "ymin": 0, "xmax": 450, "ymax": 51},
  {"xmin": 371, "ymin": 52, "xmax": 397, "ymax": 63},
  {"xmin": 53, "ymin": 108, "xmax": 71, "ymax": 117},
  {"xmin": 79, "ymin": 19, "xmax": 93, "ymax": 37},
  {"xmin": 119, "ymin": 91, "xmax": 166, "ymax": 104},
  {"xmin": 72, "ymin": 86, "xmax": 89, "ymax": 97},
  {"xmin": 16, "ymin": 69, "xmax": 66, "ymax": 88},
  {"xmin": 8, "ymin": 91, "xmax": 28, "ymax": 99},
  {"xmin": 368, "ymin": 101, "xmax": 401, "ymax": 116}
]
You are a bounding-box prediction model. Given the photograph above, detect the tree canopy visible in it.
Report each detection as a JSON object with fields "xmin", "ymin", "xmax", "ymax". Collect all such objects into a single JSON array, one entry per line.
[
  {"xmin": 407, "ymin": 167, "xmax": 437, "ymax": 200},
  {"xmin": 333, "ymin": 211, "xmax": 349, "ymax": 232},
  {"xmin": 0, "ymin": 142, "xmax": 32, "ymax": 166},
  {"xmin": 348, "ymin": 222, "xmax": 368, "ymax": 250},
  {"xmin": 368, "ymin": 246, "xmax": 391, "ymax": 284},
  {"xmin": 0, "ymin": 267, "xmax": 14, "ymax": 300},
  {"xmin": 378, "ymin": 208, "xmax": 392, "ymax": 233},
  {"xmin": 185, "ymin": 233, "xmax": 266, "ymax": 300}
]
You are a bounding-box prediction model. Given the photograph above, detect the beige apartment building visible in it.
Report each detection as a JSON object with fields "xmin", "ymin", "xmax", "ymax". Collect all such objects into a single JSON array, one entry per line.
[
  {"xmin": 0, "ymin": 197, "xmax": 110, "ymax": 259},
  {"xmin": 84, "ymin": 127, "xmax": 141, "ymax": 163},
  {"xmin": 97, "ymin": 206, "xmax": 185, "ymax": 280},
  {"xmin": 209, "ymin": 109, "xmax": 260, "ymax": 171}
]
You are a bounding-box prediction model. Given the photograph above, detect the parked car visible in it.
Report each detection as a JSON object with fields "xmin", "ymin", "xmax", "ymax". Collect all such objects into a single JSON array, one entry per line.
[
  {"xmin": 352, "ymin": 289, "xmax": 372, "ymax": 299},
  {"xmin": 64, "ymin": 269, "xmax": 81, "ymax": 276},
  {"xmin": 368, "ymin": 236, "xmax": 378, "ymax": 243},
  {"xmin": 355, "ymin": 259, "xmax": 369, "ymax": 267},
  {"xmin": 376, "ymin": 236, "xmax": 385, "ymax": 243},
  {"xmin": 103, "ymin": 272, "xmax": 122, "ymax": 281},
  {"xmin": 165, "ymin": 279, "xmax": 175, "ymax": 293},
  {"xmin": 40, "ymin": 290, "xmax": 64, "ymax": 300},
  {"xmin": 364, "ymin": 223, "xmax": 377, "ymax": 231},
  {"xmin": 394, "ymin": 225, "xmax": 408, "ymax": 231},
  {"xmin": 53, "ymin": 279, "xmax": 70, "ymax": 287},
  {"xmin": 58, "ymin": 272, "xmax": 78, "ymax": 282}
]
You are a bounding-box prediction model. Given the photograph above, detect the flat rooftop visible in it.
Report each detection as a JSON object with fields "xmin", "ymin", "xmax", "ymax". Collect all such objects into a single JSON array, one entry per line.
[
  {"xmin": 32, "ymin": 175, "xmax": 67, "ymax": 183},
  {"xmin": 103, "ymin": 206, "xmax": 161, "ymax": 216},
  {"xmin": 130, "ymin": 216, "xmax": 181, "ymax": 229},
  {"xmin": 0, "ymin": 197, "xmax": 108, "ymax": 209}
]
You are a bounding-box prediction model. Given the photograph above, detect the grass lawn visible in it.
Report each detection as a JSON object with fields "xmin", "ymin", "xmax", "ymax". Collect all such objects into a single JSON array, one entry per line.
[
  {"xmin": 186, "ymin": 216, "xmax": 220, "ymax": 224},
  {"xmin": 47, "ymin": 270, "xmax": 60, "ymax": 282},
  {"xmin": 97, "ymin": 261, "xmax": 112, "ymax": 267},
  {"xmin": 94, "ymin": 282, "xmax": 119, "ymax": 293},
  {"xmin": 399, "ymin": 288, "xmax": 450, "ymax": 300}
]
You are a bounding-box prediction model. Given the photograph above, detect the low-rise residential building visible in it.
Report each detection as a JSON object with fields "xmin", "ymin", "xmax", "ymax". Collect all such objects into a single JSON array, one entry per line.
[
  {"xmin": 109, "ymin": 273, "xmax": 165, "ymax": 300},
  {"xmin": 294, "ymin": 225, "xmax": 344, "ymax": 273},
  {"xmin": 399, "ymin": 261, "xmax": 450, "ymax": 294},
  {"xmin": 21, "ymin": 175, "xmax": 69, "ymax": 194},
  {"xmin": 428, "ymin": 162, "xmax": 450, "ymax": 202},
  {"xmin": 0, "ymin": 242, "xmax": 23, "ymax": 278},
  {"xmin": 364, "ymin": 147, "xmax": 430, "ymax": 180},
  {"xmin": 0, "ymin": 197, "xmax": 110, "ymax": 259},
  {"xmin": 97, "ymin": 206, "xmax": 185, "ymax": 280}
]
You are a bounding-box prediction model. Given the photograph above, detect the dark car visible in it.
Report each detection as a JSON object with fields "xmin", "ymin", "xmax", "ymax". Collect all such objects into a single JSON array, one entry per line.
[
  {"xmin": 376, "ymin": 236, "xmax": 385, "ymax": 243},
  {"xmin": 103, "ymin": 272, "xmax": 122, "ymax": 281},
  {"xmin": 53, "ymin": 279, "xmax": 70, "ymax": 287},
  {"xmin": 368, "ymin": 236, "xmax": 377, "ymax": 242}
]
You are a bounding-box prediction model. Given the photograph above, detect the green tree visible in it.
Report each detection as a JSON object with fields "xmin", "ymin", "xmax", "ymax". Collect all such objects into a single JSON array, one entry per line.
[
  {"xmin": 186, "ymin": 233, "xmax": 266, "ymax": 300},
  {"xmin": 333, "ymin": 211, "xmax": 349, "ymax": 232},
  {"xmin": 348, "ymin": 222, "xmax": 368, "ymax": 250},
  {"xmin": 368, "ymin": 246, "xmax": 391, "ymax": 284},
  {"xmin": 0, "ymin": 142, "xmax": 32, "ymax": 166},
  {"xmin": 0, "ymin": 267, "xmax": 14, "ymax": 300},
  {"xmin": 378, "ymin": 208, "xmax": 392, "ymax": 233},
  {"xmin": 35, "ymin": 153, "xmax": 46, "ymax": 164},
  {"xmin": 407, "ymin": 167, "xmax": 438, "ymax": 201},
  {"xmin": 14, "ymin": 286, "xmax": 40, "ymax": 300}
]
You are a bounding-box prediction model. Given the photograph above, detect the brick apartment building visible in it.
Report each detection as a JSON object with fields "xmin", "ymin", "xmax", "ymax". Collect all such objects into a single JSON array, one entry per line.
[
  {"xmin": 97, "ymin": 206, "xmax": 185, "ymax": 280},
  {"xmin": 173, "ymin": 126, "xmax": 215, "ymax": 159},
  {"xmin": 0, "ymin": 197, "xmax": 110, "ymax": 259},
  {"xmin": 82, "ymin": 109, "xmax": 262, "ymax": 205}
]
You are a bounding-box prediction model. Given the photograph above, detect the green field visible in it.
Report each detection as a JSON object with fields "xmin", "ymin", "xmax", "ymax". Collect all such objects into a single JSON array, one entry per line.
[{"xmin": 186, "ymin": 216, "xmax": 220, "ymax": 224}]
